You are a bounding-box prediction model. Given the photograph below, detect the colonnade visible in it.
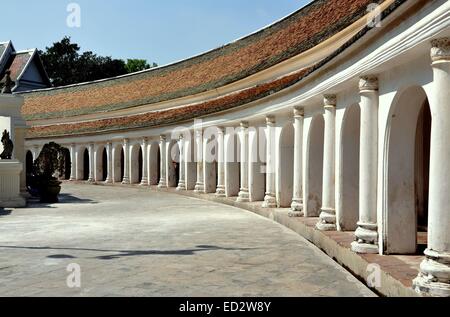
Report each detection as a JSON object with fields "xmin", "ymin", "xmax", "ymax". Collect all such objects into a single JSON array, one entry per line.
[{"xmin": 25, "ymin": 38, "xmax": 450, "ymax": 296}]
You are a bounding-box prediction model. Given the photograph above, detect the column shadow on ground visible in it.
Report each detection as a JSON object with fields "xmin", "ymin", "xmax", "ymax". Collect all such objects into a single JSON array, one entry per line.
[
  {"xmin": 0, "ymin": 245, "xmax": 257, "ymax": 261},
  {"xmin": 0, "ymin": 209, "xmax": 12, "ymax": 217},
  {"xmin": 26, "ymin": 193, "xmax": 98, "ymax": 209}
]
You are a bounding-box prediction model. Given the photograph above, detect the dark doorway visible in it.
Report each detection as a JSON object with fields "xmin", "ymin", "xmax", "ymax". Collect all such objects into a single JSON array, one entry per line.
[
  {"xmin": 102, "ymin": 148, "xmax": 108, "ymax": 181},
  {"xmin": 83, "ymin": 149, "xmax": 90, "ymax": 181}
]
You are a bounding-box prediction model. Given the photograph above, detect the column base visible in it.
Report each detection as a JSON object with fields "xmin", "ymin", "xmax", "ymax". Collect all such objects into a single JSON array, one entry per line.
[
  {"xmin": 139, "ymin": 178, "xmax": 148, "ymax": 186},
  {"xmin": 215, "ymin": 186, "xmax": 226, "ymax": 197},
  {"xmin": 291, "ymin": 199, "xmax": 303, "ymax": 213},
  {"xmin": 104, "ymin": 179, "xmax": 113, "ymax": 184},
  {"xmin": 262, "ymin": 194, "xmax": 276, "ymax": 208},
  {"xmin": 176, "ymin": 182, "xmax": 186, "ymax": 191},
  {"xmin": 316, "ymin": 208, "xmax": 336, "ymax": 231},
  {"xmin": 194, "ymin": 183, "xmax": 204, "ymax": 193},
  {"xmin": 413, "ymin": 249, "xmax": 450, "ymax": 297},
  {"xmin": 351, "ymin": 241, "xmax": 379, "ymax": 254},
  {"xmin": 237, "ymin": 190, "xmax": 249, "ymax": 203},
  {"xmin": 351, "ymin": 222, "xmax": 378, "ymax": 253},
  {"xmin": 288, "ymin": 211, "xmax": 304, "ymax": 218},
  {"xmin": 88, "ymin": 178, "xmax": 95, "ymax": 184}
]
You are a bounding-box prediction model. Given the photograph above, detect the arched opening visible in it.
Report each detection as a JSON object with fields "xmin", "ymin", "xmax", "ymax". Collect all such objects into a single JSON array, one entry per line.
[
  {"xmin": 185, "ymin": 136, "xmax": 197, "ymax": 190},
  {"xmin": 102, "ymin": 148, "xmax": 108, "ymax": 181},
  {"xmin": 83, "ymin": 148, "xmax": 90, "ymax": 181},
  {"xmin": 130, "ymin": 144, "xmax": 143, "ymax": 184},
  {"xmin": 338, "ymin": 104, "xmax": 360, "ymax": 231},
  {"xmin": 26, "ymin": 150, "xmax": 33, "ymax": 176},
  {"xmin": 249, "ymin": 127, "xmax": 266, "ymax": 202},
  {"xmin": 148, "ymin": 142, "xmax": 160, "ymax": 186},
  {"xmin": 120, "ymin": 148, "xmax": 125, "ymax": 181},
  {"xmin": 305, "ymin": 115, "xmax": 325, "ymax": 217},
  {"xmin": 278, "ymin": 122, "xmax": 295, "ymax": 208},
  {"xmin": 204, "ymin": 134, "xmax": 218, "ymax": 193},
  {"xmin": 167, "ymin": 140, "xmax": 180, "ymax": 188},
  {"xmin": 385, "ymin": 86, "xmax": 430, "ymax": 254},
  {"xmin": 225, "ymin": 131, "xmax": 241, "ymax": 197},
  {"xmin": 112, "ymin": 144, "xmax": 124, "ymax": 183},
  {"xmin": 94, "ymin": 145, "xmax": 106, "ymax": 182},
  {"xmin": 61, "ymin": 147, "xmax": 71, "ymax": 180}
]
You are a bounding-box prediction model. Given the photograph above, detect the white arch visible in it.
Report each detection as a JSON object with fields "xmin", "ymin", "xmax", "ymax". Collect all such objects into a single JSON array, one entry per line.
[
  {"xmin": 249, "ymin": 126, "xmax": 266, "ymax": 202},
  {"xmin": 224, "ymin": 130, "xmax": 240, "ymax": 197},
  {"xmin": 337, "ymin": 104, "xmax": 360, "ymax": 231},
  {"xmin": 112, "ymin": 143, "xmax": 124, "ymax": 183},
  {"xmin": 147, "ymin": 141, "xmax": 160, "ymax": 186},
  {"xmin": 277, "ymin": 122, "xmax": 294, "ymax": 208},
  {"xmin": 304, "ymin": 115, "xmax": 324, "ymax": 217},
  {"xmin": 383, "ymin": 85, "xmax": 429, "ymax": 254}
]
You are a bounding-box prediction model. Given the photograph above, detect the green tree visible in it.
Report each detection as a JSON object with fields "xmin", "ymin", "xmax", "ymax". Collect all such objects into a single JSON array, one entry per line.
[
  {"xmin": 39, "ymin": 37, "xmax": 151, "ymax": 87},
  {"xmin": 125, "ymin": 59, "xmax": 158, "ymax": 73}
]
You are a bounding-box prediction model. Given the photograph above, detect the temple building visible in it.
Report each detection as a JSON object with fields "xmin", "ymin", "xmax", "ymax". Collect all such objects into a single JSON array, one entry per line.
[
  {"xmin": 16, "ymin": 0, "xmax": 450, "ymax": 296},
  {"xmin": 0, "ymin": 41, "xmax": 51, "ymax": 92}
]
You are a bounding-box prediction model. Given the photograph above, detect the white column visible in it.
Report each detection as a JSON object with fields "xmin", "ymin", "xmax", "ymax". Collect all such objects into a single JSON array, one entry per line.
[
  {"xmin": 317, "ymin": 95, "xmax": 337, "ymax": 231},
  {"xmin": 177, "ymin": 135, "xmax": 186, "ymax": 191},
  {"xmin": 122, "ymin": 139, "xmax": 130, "ymax": 184},
  {"xmin": 290, "ymin": 106, "xmax": 304, "ymax": 216},
  {"xmin": 263, "ymin": 115, "xmax": 276, "ymax": 208},
  {"xmin": 237, "ymin": 121, "xmax": 250, "ymax": 202},
  {"xmin": 413, "ymin": 38, "xmax": 450, "ymax": 297},
  {"xmin": 216, "ymin": 127, "xmax": 226, "ymax": 197},
  {"xmin": 88, "ymin": 142, "xmax": 95, "ymax": 183},
  {"xmin": 351, "ymin": 76, "xmax": 379, "ymax": 254},
  {"xmin": 140, "ymin": 138, "xmax": 149, "ymax": 185},
  {"xmin": 69, "ymin": 143, "xmax": 76, "ymax": 181},
  {"xmin": 105, "ymin": 142, "xmax": 113, "ymax": 184},
  {"xmin": 158, "ymin": 135, "xmax": 168, "ymax": 188},
  {"xmin": 194, "ymin": 130, "xmax": 204, "ymax": 193}
]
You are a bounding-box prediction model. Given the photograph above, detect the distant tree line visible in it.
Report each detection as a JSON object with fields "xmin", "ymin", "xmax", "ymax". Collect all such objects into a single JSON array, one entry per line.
[{"xmin": 39, "ymin": 37, "xmax": 158, "ymax": 87}]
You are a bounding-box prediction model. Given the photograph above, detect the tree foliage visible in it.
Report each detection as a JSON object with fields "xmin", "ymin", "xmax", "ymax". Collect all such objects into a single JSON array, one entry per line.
[
  {"xmin": 39, "ymin": 37, "xmax": 157, "ymax": 87},
  {"xmin": 125, "ymin": 59, "xmax": 158, "ymax": 73}
]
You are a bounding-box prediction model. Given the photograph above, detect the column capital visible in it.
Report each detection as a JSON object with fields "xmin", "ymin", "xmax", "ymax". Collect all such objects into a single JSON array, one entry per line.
[
  {"xmin": 323, "ymin": 94, "xmax": 337, "ymax": 108},
  {"xmin": 123, "ymin": 138, "xmax": 130, "ymax": 145},
  {"xmin": 106, "ymin": 141, "xmax": 112, "ymax": 146},
  {"xmin": 159, "ymin": 135, "xmax": 167, "ymax": 142},
  {"xmin": 266, "ymin": 115, "xmax": 276, "ymax": 125},
  {"xmin": 359, "ymin": 76, "xmax": 379, "ymax": 92},
  {"xmin": 431, "ymin": 38, "xmax": 450, "ymax": 63},
  {"xmin": 217, "ymin": 126, "xmax": 225, "ymax": 134},
  {"xmin": 293, "ymin": 106, "xmax": 305, "ymax": 118},
  {"xmin": 240, "ymin": 121, "xmax": 249, "ymax": 129},
  {"xmin": 178, "ymin": 134, "xmax": 184, "ymax": 141}
]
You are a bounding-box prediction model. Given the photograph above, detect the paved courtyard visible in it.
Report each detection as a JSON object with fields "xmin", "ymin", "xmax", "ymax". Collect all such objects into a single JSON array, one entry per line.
[{"xmin": 0, "ymin": 184, "xmax": 375, "ymax": 297}]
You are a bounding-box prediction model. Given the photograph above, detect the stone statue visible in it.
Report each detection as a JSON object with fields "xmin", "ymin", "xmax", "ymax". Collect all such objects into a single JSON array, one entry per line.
[
  {"xmin": 0, "ymin": 130, "xmax": 14, "ymax": 160},
  {"xmin": 1, "ymin": 70, "xmax": 15, "ymax": 94}
]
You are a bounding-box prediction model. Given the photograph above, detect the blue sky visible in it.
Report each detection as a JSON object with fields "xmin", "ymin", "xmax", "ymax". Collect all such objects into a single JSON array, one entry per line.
[{"xmin": 2, "ymin": 0, "xmax": 310, "ymax": 66}]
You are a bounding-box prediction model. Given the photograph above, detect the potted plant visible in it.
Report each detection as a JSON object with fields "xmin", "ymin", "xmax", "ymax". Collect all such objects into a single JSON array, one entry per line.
[{"xmin": 28, "ymin": 142, "xmax": 67, "ymax": 203}]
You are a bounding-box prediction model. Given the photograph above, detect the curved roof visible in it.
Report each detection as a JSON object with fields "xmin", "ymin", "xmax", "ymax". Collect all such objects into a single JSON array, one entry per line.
[{"xmin": 21, "ymin": 0, "xmax": 407, "ymax": 138}]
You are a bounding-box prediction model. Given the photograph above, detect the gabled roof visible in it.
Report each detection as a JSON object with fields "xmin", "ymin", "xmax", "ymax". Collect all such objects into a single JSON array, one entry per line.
[{"xmin": 0, "ymin": 43, "xmax": 51, "ymax": 92}]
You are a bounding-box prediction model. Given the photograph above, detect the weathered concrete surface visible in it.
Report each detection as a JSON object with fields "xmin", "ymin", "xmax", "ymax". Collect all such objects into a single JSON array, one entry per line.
[{"xmin": 0, "ymin": 183, "xmax": 375, "ymax": 297}]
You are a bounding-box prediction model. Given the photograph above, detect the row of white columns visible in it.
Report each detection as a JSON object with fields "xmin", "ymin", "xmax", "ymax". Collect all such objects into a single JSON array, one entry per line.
[{"xmin": 48, "ymin": 38, "xmax": 450, "ymax": 297}]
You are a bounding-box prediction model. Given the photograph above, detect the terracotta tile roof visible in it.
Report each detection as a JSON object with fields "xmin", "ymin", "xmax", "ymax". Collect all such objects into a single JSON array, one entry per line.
[
  {"xmin": 9, "ymin": 51, "xmax": 33, "ymax": 81},
  {"xmin": 28, "ymin": 67, "xmax": 313, "ymax": 138},
  {"xmin": 25, "ymin": 0, "xmax": 408, "ymax": 139},
  {"xmin": 22, "ymin": 0, "xmax": 390, "ymax": 121}
]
